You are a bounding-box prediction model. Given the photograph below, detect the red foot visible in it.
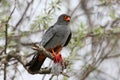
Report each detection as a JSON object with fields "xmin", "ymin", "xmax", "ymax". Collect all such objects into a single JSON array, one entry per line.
[
  {"xmin": 51, "ymin": 50, "xmax": 65, "ymax": 75},
  {"xmin": 51, "ymin": 50, "xmax": 64, "ymax": 65}
]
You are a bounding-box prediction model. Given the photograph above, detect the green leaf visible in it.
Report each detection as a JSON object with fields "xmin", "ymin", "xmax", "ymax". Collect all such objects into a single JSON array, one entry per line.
[
  {"xmin": 93, "ymin": 27, "xmax": 104, "ymax": 35},
  {"xmin": 109, "ymin": 11, "xmax": 116, "ymax": 19}
]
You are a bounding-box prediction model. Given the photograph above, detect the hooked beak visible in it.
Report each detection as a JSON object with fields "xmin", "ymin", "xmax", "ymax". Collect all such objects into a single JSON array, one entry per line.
[
  {"xmin": 65, "ymin": 17, "xmax": 71, "ymax": 22},
  {"xmin": 64, "ymin": 16, "xmax": 71, "ymax": 22}
]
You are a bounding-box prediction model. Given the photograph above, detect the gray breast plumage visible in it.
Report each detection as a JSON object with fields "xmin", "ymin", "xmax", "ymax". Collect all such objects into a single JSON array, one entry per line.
[{"xmin": 40, "ymin": 24, "xmax": 71, "ymax": 49}]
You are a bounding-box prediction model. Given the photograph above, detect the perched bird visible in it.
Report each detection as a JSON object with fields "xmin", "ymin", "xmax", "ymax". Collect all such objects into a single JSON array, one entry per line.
[{"xmin": 26, "ymin": 14, "xmax": 71, "ymax": 74}]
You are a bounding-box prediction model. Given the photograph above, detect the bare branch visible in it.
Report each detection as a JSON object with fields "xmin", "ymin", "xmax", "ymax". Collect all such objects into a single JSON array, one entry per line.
[
  {"xmin": 13, "ymin": 0, "xmax": 34, "ymax": 30},
  {"xmin": 0, "ymin": 44, "xmax": 69, "ymax": 77},
  {"xmin": 4, "ymin": 1, "xmax": 16, "ymax": 80},
  {"xmin": 70, "ymin": 0, "xmax": 81, "ymax": 16},
  {"xmin": 32, "ymin": 44, "xmax": 54, "ymax": 60}
]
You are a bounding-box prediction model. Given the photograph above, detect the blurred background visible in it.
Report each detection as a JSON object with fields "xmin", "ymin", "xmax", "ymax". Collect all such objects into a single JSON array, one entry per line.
[{"xmin": 0, "ymin": 0, "xmax": 120, "ymax": 80}]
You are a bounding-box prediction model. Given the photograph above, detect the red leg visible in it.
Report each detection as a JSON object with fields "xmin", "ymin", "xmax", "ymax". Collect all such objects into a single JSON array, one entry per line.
[
  {"xmin": 51, "ymin": 47, "xmax": 64, "ymax": 65},
  {"xmin": 51, "ymin": 49, "xmax": 60, "ymax": 63},
  {"xmin": 52, "ymin": 49, "xmax": 57, "ymax": 57},
  {"xmin": 57, "ymin": 52, "xmax": 64, "ymax": 66}
]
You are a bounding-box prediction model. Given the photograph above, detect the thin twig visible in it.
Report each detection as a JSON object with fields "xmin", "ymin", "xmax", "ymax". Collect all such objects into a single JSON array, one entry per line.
[
  {"xmin": 42, "ymin": 61, "xmax": 52, "ymax": 80},
  {"xmin": 13, "ymin": 0, "xmax": 34, "ymax": 30},
  {"xmin": 105, "ymin": 53, "xmax": 120, "ymax": 59},
  {"xmin": 70, "ymin": 0, "xmax": 81, "ymax": 16},
  {"xmin": 4, "ymin": 0, "xmax": 16, "ymax": 80},
  {"xmin": 0, "ymin": 49, "xmax": 5, "ymax": 55},
  {"xmin": 49, "ymin": 75, "xmax": 54, "ymax": 80}
]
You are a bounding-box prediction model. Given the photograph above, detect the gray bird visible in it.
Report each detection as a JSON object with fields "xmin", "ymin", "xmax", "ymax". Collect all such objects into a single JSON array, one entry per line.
[{"xmin": 26, "ymin": 14, "xmax": 72, "ymax": 72}]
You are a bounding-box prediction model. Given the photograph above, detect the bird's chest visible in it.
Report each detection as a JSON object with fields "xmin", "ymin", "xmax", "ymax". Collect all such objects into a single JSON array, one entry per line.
[{"xmin": 55, "ymin": 26, "xmax": 69, "ymax": 37}]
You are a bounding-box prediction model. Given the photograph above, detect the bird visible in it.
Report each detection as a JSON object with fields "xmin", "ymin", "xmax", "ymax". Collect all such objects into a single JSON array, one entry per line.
[{"xmin": 26, "ymin": 14, "xmax": 72, "ymax": 73}]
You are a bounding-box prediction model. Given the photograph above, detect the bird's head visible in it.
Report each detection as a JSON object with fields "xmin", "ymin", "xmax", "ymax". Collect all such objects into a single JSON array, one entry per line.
[{"xmin": 56, "ymin": 14, "xmax": 71, "ymax": 25}]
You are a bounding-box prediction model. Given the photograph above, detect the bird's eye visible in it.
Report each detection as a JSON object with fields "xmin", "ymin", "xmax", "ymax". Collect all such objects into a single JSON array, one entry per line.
[
  {"xmin": 64, "ymin": 16, "xmax": 67, "ymax": 19},
  {"xmin": 64, "ymin": 15, "xmax": 70, "ymax": 22}
]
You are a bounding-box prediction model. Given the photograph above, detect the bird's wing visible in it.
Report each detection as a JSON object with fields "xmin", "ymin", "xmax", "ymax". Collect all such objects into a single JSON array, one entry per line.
[
  {"xmin": 64, "ymin": 31, "xmax": 72, "ymax": 46},
  {"xmin": 41, "ymin": 26, "xmax": 56, "ymax": 47}
]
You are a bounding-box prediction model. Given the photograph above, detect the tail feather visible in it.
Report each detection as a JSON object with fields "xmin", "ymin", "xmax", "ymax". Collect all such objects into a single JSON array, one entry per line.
[{"xmin": 26, "ymin": 52, "xmax": 46, "ymax": 72}]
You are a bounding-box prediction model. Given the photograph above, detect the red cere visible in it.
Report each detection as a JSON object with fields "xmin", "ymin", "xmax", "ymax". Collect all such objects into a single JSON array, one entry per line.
[{"xmin": 64, "ymin": 16, "xmax": 71, "ymax": 22}]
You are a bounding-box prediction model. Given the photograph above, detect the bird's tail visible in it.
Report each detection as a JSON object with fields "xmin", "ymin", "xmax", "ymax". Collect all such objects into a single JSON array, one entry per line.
[{"xmin": 25, "ymin": 52, "xmax": 46, "ymax": 72}]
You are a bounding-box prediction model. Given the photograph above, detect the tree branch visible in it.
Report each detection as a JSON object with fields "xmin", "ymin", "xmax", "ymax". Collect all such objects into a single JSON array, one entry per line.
[
  {"xmin": 13, "ymin": 0, "xmax": 34, "ymax": 31},
  {"xmin": 0, "ymin": 44, "xmax": 69, "ymax": 77},
  {"xmin": 32, "ymin": 44, "xmax": 54, "ymax": 60},
  {"xmin": 4, "ymin": 1, "xmax": 16, "ymax": 80}
]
